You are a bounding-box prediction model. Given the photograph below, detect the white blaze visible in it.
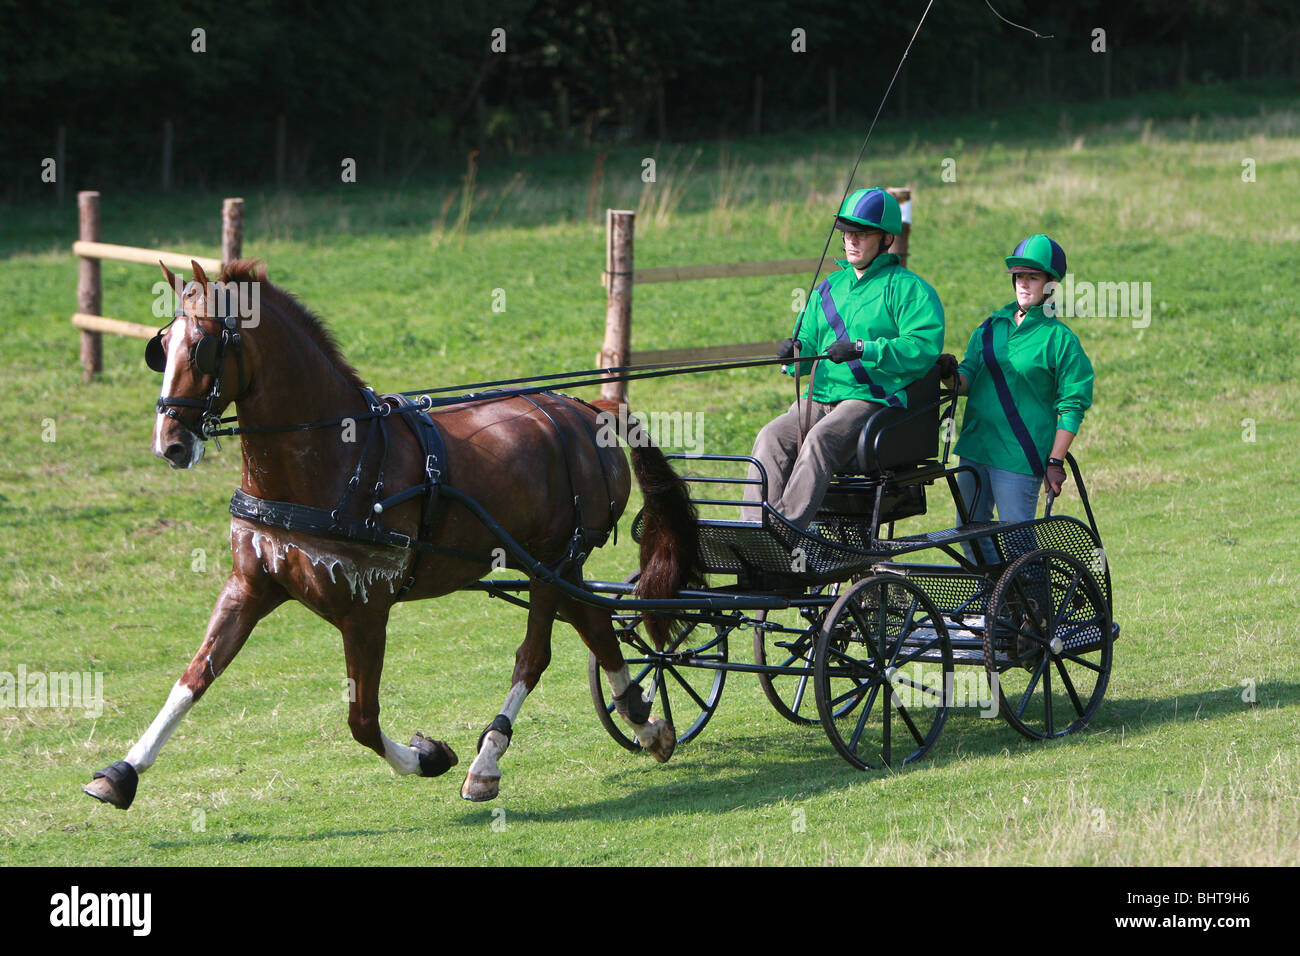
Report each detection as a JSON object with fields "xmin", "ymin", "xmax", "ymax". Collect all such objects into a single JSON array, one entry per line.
[{"xmin": 151, "ymin": 316, "xmax": 193, "ymax": 458}]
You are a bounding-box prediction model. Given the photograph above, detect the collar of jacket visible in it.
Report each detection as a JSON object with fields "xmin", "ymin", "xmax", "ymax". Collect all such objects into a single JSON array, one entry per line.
[
  {"xmin": 993, "ymin": 300, "xmax": 1052, "ymax": 326},
  {"xmin": 833, "ymin": 251, "xmax": 900, "ymax": 280}
]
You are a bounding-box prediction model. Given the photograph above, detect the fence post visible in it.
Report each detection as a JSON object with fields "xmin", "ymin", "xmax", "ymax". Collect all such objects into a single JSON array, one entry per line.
[
  {"xmin": 599, "ymin": 209, "xmax": 635, "ymax": 405},
  {"xmin": 222, "ymin": 198, "xmax": 244, "ymax": 266},
  {"xmin": 886, "ymin": 187, "xmax": 912, "ymax": 269},
  {"xmin": 77, "ymin": 191, "xmax": 102, "ymax": 381}
]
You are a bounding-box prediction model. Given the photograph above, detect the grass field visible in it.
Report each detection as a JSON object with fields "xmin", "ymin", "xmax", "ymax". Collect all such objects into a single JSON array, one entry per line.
[{"xmin": 2, "ymin": 81, "xmax": 1298, "ymax": 866}]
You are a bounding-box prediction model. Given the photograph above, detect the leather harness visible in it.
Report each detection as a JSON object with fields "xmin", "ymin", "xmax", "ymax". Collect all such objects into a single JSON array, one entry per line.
[{"xmin": 227, "ymin": 388, "xmax": 614, "ymax": 597}]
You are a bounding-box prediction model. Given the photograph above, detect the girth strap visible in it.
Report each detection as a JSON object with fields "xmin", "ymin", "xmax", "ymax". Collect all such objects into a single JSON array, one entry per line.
[{"xmin": 229, "ymin": 488, "xmax": 491, "ymax": 565}]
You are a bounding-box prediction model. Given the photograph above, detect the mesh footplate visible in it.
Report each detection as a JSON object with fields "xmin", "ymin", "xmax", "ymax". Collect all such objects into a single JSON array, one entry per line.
[{"xmin": 689, "ymin": 520, "xmax": 879, "ymax": 581}]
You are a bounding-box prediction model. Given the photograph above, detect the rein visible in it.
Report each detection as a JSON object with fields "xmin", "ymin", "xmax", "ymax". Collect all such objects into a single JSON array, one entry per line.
[{"xmin": 192, "ymin": 352, "xmax": 831, "ymax": 440}]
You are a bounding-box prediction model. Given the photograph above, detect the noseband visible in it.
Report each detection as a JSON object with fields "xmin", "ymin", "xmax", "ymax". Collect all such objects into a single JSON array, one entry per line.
[{"xmin": 146, "ymin": 284, "xmax": 245, "ymax": 442}]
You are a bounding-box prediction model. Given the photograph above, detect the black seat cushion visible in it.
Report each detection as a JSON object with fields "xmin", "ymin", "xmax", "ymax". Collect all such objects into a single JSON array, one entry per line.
[{"xmin": 853, "ymin": 364, "xmax": 942, "ymax": 473}]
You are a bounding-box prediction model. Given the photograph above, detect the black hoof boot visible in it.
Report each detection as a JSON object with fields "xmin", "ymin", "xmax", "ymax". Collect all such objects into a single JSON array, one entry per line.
[
  {"xmin": 410, "ymin": 732, "xmax": 458, "ymax": 777},
  {"xmin": 83, "ymin": 761, "xmax": 139, "ymax": 810}
]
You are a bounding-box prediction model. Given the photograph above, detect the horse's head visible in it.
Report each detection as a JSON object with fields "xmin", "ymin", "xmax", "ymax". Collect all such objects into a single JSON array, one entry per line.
[{"xmin": 146, "ymin": 259, "xmax": 249, "ymax": 468}]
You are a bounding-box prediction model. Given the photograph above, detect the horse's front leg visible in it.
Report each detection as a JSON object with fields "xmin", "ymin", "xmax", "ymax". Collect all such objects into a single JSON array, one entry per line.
[
  {"xmin": 461, "ymin": 582, "xmax": 560, "ymax": 802},
  {"xmin": 82, "ymin": 571, "xmax": 285, "ymax": 810},
  {"xmin": 339, "ymin": 608, "xmax": 459, "ymax": 781}
]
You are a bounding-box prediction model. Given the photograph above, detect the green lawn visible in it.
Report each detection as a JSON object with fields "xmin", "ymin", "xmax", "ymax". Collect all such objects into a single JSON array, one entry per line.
[{"xmin": 2, "ymin": 82, "xmax": 1297, "ymax": 865}]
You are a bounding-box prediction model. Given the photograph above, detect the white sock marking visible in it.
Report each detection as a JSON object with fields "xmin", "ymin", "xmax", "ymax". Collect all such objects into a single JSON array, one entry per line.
[
  {"xmin": 468, "ymin": 680, "xmax": 529, "ymax": 780},
  {"xmin": 124, "ymin": 681, "xmax": 195, "ymax": 772},
  {"xmin": 381, "ymin": 733, "xmax": 422, "ymax": 775}
]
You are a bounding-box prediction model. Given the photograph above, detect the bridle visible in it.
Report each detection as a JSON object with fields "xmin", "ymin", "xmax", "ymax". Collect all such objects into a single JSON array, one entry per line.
[{"xmin": 146, "ymin": 280, "xmax": 246, "ymax": 443}]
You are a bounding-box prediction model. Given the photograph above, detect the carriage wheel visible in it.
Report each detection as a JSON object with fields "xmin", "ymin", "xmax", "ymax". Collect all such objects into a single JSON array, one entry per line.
[
  {"xmin": 983, "ymin": 548, "xmax": 1112, "ymax": 740},
  {"xmin": 753, "ymin": 586, "xmax": 845, "ymax": 725},
  {"xmin": 814, "ymin": 575, "xmax": 953, "ymax": 770},
  {"xmin": 588, "ymin": 605, "xmax": 730, "ymax": 753}
]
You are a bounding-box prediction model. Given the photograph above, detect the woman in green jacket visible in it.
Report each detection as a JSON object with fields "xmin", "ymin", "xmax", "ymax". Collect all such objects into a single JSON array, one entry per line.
[{"xmin": 938, "ymin": 234, "xmax": 1094, "ymax": 562}]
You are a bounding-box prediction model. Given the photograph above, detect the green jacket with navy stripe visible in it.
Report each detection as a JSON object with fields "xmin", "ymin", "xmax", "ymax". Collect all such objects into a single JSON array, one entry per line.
[
  {"xmin": 787, "ymin": 253, "xmax": 945, "ymax": 407},
  {"xmin": 954, "ymin": 302, "xmax": 1094, "ymax": 475}
]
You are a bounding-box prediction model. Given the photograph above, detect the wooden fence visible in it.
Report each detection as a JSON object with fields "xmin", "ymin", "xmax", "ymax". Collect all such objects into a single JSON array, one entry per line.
[
  {"xmin": 72, "ymin": 191, "xmax": 244, "ymax": 380},
  {"xmin": 597, "ymin": 188, "xmax": 913, "ymax": 403}
]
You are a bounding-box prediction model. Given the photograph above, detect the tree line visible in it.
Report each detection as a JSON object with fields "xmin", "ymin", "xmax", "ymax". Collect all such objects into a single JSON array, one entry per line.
[{"xmin": 3, "ymin": 0, "xmax": 1297, "ymax": 200}]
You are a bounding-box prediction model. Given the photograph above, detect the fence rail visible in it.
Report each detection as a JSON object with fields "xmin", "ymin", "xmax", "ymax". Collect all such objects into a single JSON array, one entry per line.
[{"xmin": 72, "ymin": 192, "xmax": 244, "ymax": 380}]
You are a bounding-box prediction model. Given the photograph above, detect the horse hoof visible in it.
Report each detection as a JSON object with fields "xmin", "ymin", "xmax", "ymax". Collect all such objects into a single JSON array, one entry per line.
[
  {"xmin": 82, "ymin": 761, "xmax": 138, "ymax": 810},
  {"xmin": 460, "ymin": 772, "xmax": 501, "ymax": 802},
  {"xmin": 642, "ymin": 719, "xmax": 677, "ymax": 763},
  {"xmin": 410, "ymin": 732, "xmax": 458, "ymax": 778}
]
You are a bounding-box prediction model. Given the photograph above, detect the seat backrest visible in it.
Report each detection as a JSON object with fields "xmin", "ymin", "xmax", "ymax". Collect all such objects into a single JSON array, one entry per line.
[{"xmin": 853, "ymin": 364, "xmax": 942, "ymax": 473}]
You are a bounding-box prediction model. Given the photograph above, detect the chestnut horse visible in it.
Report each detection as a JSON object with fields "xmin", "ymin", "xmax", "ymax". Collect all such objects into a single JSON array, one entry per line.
[{"xmin": 83, "ymin": 259, "xmax": 700, "ymax": 808}]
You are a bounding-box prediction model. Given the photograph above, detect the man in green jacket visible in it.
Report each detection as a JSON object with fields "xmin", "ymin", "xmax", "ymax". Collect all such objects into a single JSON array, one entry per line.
[{"xmin": 743, "ymin": 187, "xmax": 945, "ymax": 529}]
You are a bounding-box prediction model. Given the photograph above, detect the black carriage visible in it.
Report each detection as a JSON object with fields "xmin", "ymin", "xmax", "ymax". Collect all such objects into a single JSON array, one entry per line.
[{"xmin": 568, "ymin": 366, "xmax": 1120, "ymax": 770}]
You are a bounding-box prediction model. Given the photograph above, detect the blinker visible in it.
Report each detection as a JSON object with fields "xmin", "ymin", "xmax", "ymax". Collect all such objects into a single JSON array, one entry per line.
[
  {"xmin": 145, "ymin": 334, "xmax": 167, "ymax": 373},
  {"xmin": 145, "ymin": 327, "xmax": 227, "ymax": 376},
  {"xmin": 193, "ymin": 335, "xmax": 222, "ymax": 375}
]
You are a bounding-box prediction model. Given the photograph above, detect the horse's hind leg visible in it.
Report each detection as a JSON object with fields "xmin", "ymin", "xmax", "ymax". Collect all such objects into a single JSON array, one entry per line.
[
  {"xmin": 461, "ymin": 582, "xmax": 560, "ymax": 802},
  {"xmin": 338, "ymin": 608, "xmax": 458, "ymax": 780},
  {"xmin": 83, "ymin": 572, "xmax": 284, "ymax": 810},
  {"xmin": 559, "ymin": 596, "xmax": 676, "ymax": 763}
]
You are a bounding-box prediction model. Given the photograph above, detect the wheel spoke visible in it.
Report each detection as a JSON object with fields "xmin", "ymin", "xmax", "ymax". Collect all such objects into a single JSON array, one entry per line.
[
  {"xmin": 1002, "ymin": 615, "xmax": 1048, "ymax": 648},
  {"xmin": 849, "ymin": 680, "xmax": 882, "ymax": 752},
  {"xmin": 1013, "ymin": 654, "xmax": 1049, "ymax": 719},
  {"xmin": 882, "ymin": 684, "xmax": 892, "ymax": 764},
  {"xmin": 1056, "ymin": 656, "xmax": 1086, "ymax": 717},
  {"xmin": 894, "ymin": 672, "xmax": 945, "ymax": 702},
  {"xmin": 665, "ymin": 663, "xmax": 710, "ymax": 712},
  {"xmin": 895, "ymin": 697, "xmax": 927, "ymax": 747},
  {"xmin": 1043, "ymin": 654, "xmax": 1054, "ymax": 735},
  {"xmin": 665, "ymin": 621, "xmax": 699, "ymax": 653},
  {"xmin": 1055, "ymin": 618, "xmax": 1101, "ymax": 639},
  {"xmin": 831, "ymin": 676, "xmax": 875, "ymax": 711},
  {"xmin": 885, "ymin": 592, "xmax": 922, "ymax": 670},
  {"xmin": 656, "ymin": 668, "xmax": 673, "ymax": 727},
  {"xmin": 893, "ymin": 633, "xmax": 944, "ymax": 668},
  {"xmin": 996, "ymin": 645, "xmax": 1041, "ymax": 673},
  {"xmin": 1057, "ymin": 650, "xmax": 1106, "ymax": 672},
  {"xmin": 849, "ymin": 603, "xmax": 885, "ymax": 665},
  {"xmin": 824, "ymin": 642, "xmax": 879, "ymax": 681}
]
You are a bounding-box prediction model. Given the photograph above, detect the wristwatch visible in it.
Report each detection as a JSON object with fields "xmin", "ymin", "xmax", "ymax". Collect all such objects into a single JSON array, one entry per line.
[
  {"xmin": 854, "ymin": 339, "xmax": 864, "ymax": 354},
  {"xmin": 1046, "ymin": 457, "xmax": 1065, "ymax": 467}
]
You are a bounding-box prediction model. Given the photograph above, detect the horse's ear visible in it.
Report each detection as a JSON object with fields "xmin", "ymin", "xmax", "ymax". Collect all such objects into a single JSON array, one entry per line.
[
  {"xmin": 191, "ymin": 259, "xmax": 209, "ymax": 289},
  {"xmin": 159, "ymin": 261, "xmax": 178, "ymax": 293}
]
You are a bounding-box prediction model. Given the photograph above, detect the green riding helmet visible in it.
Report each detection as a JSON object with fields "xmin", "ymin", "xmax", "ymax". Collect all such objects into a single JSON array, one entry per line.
[
  {"xmin": 1004, "ymin": 234, "xmax": 1067, "ymax": 280},
  {"xmin": 834, "ymin": 187, "xmax": 903, "ymax": 236}
]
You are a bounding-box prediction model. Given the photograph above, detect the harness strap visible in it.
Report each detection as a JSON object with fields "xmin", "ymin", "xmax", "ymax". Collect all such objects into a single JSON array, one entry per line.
[
  {"xmin": 335, "ymin": 391, "xmax": 385, "ymax": 518},
  {"xmin": 515, "ymin": 393, "xmax": 593, "ymax": 569},
  {"xmin": 229, "ymin": 488, "xmax": 491, "ymax": 565},
  {"xmin": 979, "ymin": 317, "xmax": 1044, "ymax": 478},
  {"xmin": 551, "ymin": 391, "xmax": 620, "ymax": 543}
]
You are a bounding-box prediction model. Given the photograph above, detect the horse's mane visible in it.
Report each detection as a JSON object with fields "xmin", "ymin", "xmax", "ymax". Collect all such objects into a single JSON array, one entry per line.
[{"xmin": 219, "ymin": 258, "xmax": 366, "ymax": 390}]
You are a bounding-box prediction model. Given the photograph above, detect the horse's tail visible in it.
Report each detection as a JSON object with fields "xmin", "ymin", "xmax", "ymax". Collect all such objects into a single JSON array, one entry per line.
[{"xmin": 593, "ymin": 399, "xmax": 704, "ymax": 649}]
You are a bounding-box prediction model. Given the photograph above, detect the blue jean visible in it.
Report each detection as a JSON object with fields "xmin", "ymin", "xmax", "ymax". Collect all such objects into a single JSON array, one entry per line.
[{"xmin": 955, "ymin": 459, "xmax": 1042, "ymax": 564}]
